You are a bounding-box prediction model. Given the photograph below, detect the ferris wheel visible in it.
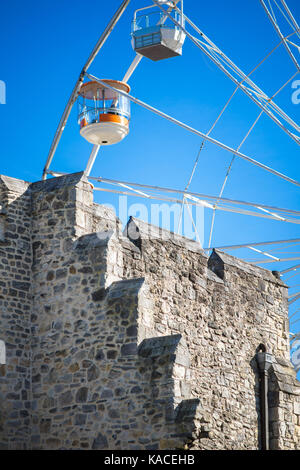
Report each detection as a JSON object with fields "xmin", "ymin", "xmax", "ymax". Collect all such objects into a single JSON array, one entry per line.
[{"xmin": 42, "ymin": 0, "xmax": 300, "ymax": 370}]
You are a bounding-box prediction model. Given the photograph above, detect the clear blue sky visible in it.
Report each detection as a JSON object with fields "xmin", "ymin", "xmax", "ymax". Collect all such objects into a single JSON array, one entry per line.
[{"xmin": 0, "ymin": 1, "xmax": 299, "ymax": 323}]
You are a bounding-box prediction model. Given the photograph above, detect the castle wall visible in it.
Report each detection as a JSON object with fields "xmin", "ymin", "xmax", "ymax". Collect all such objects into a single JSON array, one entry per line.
[
  {"xmin": 26, "ymin": 176, "xmax": 198, "ymax": 450},
  {"xmin": 0, "ymin": 172, "xmax": 299, "ymax": 450},
  {"xmin": 122, "ymin": 217, "xmax": 299, "ymax": 449},
  {"xmin": 29, "ymin": 174, "xmax": 125, "ymax": 449},
  {"xmin": 0, "ymin": 176, "xmax": 32, "ymax": 449}
]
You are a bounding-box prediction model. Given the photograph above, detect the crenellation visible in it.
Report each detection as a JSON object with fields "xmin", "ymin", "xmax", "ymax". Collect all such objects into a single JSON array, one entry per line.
[{"xmin": 0, "ymin": 171, "xmax": 299, "ymax": 450}]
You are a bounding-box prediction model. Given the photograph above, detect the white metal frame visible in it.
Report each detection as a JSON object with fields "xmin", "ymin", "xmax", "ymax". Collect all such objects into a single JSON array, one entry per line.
[
  {"xmin": 43, "ymin": 1, "xmax": 300, "ymax": 182},
  {"xmin": 42, "ymin": 0, "xmax": 132, "ymax": 180},
  {"xmin": 207, "ymin": 70, "xmax": 298, "ymax": 248},
  {"xmin": 84, "ymin": 73, "xmax": 300, "ymax": 188},
  {"xmin": 41, "ymin": 1, "xmax": 300, "ymax": 368},
  {"xmin": 259, "ymin": 0, "xmax": 300, "ymax": 72},
  {"xmin": 45, "ymin": 170, "xmax": 300, "ymax": 224},
  {"xmin": 177, "ymin": 31, "xmax": 300, "ymax": 239},
  {"xmin": 203, "ymin": 239, "xmax": 300, "ymax": 331},
  {"xmin": 153, "ymin": 0, "xmax": 300, "ymax": 146},
  {"xmin": 46, "ymin": 1, "xmax": 184, "ymax": 179}
]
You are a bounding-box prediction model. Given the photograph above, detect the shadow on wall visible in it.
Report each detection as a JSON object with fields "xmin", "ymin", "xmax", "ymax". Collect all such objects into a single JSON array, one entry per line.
[
  {"xmin": 250, "ymin": 344, "xmax": 267, "ymax": 451},
  {"xmin": 251, "ymin": 359, "xmax": 261, "ymax": 450},
  {"xmin": 0, "ymin": 340, "xmax": 5, "ymax": 377}
]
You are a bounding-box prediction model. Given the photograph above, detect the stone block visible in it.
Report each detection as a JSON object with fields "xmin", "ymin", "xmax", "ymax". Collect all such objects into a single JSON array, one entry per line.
[{"xmin": 294, "ymin": 402, "xmax": 300, "ymax": 416}]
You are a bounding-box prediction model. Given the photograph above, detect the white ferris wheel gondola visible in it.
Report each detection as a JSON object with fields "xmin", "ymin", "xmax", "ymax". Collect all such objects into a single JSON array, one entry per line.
[
  {"xmin": 78, "ymin": 80, "xmax": 131, "ymax": 146},
  {"xmin": 131, "ymin": 1, "xmax": 186, "ymax": 61},
  {"xmin": 41, "ymin": 0, "xmax": 300, "ymax": 371}
]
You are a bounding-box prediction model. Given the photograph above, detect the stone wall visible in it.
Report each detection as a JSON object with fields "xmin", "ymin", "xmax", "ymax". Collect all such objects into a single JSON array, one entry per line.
[
  {"xmin": 122, "ymin": 217, "xmax": 300, "ymax": 449},
  {"xmin": 0, "ymin": 172, "xmax": 299, "ymax": 450},
  {"xmin": 0, "ymin": 176, "xmax": 32, "ymax": 449},
  {"xmin": 268, "ymin": 357, "xmax": 300, "ymax": 448}
]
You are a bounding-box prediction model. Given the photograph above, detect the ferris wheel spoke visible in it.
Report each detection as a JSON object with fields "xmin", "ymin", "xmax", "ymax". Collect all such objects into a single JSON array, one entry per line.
[
  {"xmin": 86, "ymin": 73, "xmax": 300, "ymax": 188},
  {"xmin": 122, "ymin": 54, "xmax": 143, "ymax": 83},
  {"xmin": 207, "ymin": 70, "xmax": 298, "ymax": 247},
  {"xmin": 204, "ymin": 239, "xmax": 300, "ymax": 251},
  {"xmin": 42, "ymin": 0, "xmax": 131, "ymax": 180},
  {"xmin": 179, "ymin": 38, "xmax": 299, "ymax": 243},
  {"xmin": 87, "ymin": 174, "xmax": 300, "ymax": 221},
  {"xmin": 259, "ymin": 0, "xmax": 300, "ymax": 72},
  {"xmin": 280, "ymin": 0, "xmax": 300, "ymax": 41},
  {"xmin": 152, "ymin": 0, "xmax": 300, "ymax": 146},
  {"xmin": 84, "ymin": 145, "xmax": 101, "ymax": 177}
]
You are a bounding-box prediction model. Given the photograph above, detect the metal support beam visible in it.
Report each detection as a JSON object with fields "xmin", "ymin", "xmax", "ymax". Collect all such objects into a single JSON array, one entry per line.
[
  {"xmin": 204, "ymin": 239, "xmax": 300, "ymax": 251},
  {"xmin": 259, "ymin": 0, "xmax": 300, "ymax": 72},
  {"xmin": 290, "ymin": 307, "xmax": 300, "ymax": 321},
  {"xmin": 280, "ymin": 0, "xmax": 300, "ymax": 40},
  {"xmin": 45, "ymin": 169, "xmax": 299, "ymax": 221},
  {"xmin": 153, "ymin": 0, "xmax": 300, "ymax": 145},
  {"xmin": 123, "ymin": 54, "xmax": 143, "ymax": 83},
  {"xmin": 289, "ymin": 292, "xmax": 300, "ymax": 305},
  {"xmin": 42, "ymin": 0, "xmax": 131, "ymax": 180},
  {"xmin": 248, "ymin": 246, "xmax": 280, "ymax": 261},
  {"xmin": 285, "ymin": 270, "xmax": 300, "ymax": 282},
  {"xmin": 249, "ymin": 257, "xmax": 300, "ymax": 265},
  {"xmin": 84, "ymin": 145, "xmax": 101, "ymax": 176},
  {"xmin": 85, "ymin": 74, "xmax": 300, "ymax": 187},
  {"xmin": 281, "ymin": 263, "xmax": 300, "ymax": 274},
  {"xmin": 87, "ymin": 175, "xmax": 300, "ymax": 216},
  {"xmin": 207, "ymin": 71, "xmax": 298, "ymax": 248},
  {"xmin": 184, "ymin": 199, "xmax": 202, "ymax": 246}
]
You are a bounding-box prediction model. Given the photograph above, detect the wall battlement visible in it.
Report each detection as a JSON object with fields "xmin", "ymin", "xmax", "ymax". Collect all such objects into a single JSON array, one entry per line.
[{"xmin": 0, "ymin": 172, "xmax": 299, "ymax": 450}]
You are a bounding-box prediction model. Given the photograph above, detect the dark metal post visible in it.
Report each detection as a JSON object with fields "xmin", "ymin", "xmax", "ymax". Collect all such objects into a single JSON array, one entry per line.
[
  {"xmin": 260, "ymin": 369, "xmax": 269, "ymax": 450},
  {"xmin": 256, "ymin": 351, "xmax": 273, "ymax": 450}
]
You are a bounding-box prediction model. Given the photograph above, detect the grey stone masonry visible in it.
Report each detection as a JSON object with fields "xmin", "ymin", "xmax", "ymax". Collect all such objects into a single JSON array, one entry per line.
[
  {"xmin": 0, "ymin": 176, "xmax": 32, "ymax": 450},
  {"xmin": 0, "ymin": 171, "xmax": 299, "ymax": 450}
]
